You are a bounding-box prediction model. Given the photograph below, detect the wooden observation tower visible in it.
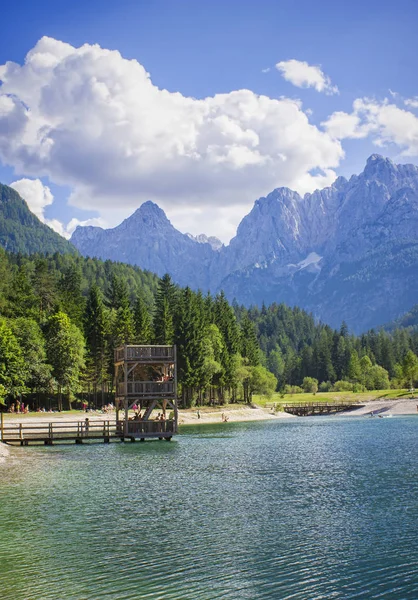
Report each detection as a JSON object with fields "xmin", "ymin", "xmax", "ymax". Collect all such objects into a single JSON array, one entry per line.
[{"xmin": 114, "ymin": 345, "xmax": 178, "ymax": 441}]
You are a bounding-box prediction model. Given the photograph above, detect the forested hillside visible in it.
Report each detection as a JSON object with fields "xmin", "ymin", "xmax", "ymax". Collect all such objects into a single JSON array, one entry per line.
[
  {"xmin": 0, "ymin": 248, "xmax": 417, "ymax": 411},
  {"xmin": 387, "ymin": 304, "xmax": 418, "ymax": 332},
  {"xmin": 0, "ymin": 184, "xmax": 76, "ymax": 255}
]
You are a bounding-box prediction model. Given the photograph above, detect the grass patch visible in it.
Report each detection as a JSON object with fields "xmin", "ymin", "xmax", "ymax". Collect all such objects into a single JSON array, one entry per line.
[{"xmin": 253, "ymin": 389, "xmax": 411, "ymax": 407}]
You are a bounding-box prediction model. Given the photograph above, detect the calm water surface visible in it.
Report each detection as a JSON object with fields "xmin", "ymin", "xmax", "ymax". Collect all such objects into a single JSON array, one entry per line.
[{"xmin": 1, "ymin": 416, "xmax": 418, "ymax": 599}]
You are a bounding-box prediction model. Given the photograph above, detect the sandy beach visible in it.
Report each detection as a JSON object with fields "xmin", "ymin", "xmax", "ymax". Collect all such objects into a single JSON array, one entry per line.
[
  {"xmin": 339, "ymin": 397, "xmax": 418, "ymax": 417},
  {"xmin": 1, "ymin": 397, "xmax": 418, "ymax": 430}
]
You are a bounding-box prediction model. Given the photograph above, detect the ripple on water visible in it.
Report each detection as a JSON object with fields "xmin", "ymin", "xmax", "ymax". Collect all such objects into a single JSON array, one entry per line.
[{"xmin": 1, "ymin": 417, "xmax": 418, "ymax": 599}]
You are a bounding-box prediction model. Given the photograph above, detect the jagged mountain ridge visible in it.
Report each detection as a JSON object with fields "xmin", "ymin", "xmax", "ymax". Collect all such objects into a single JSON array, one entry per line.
[{"xmin": 71, "ymin": 155, "xmax": 418, "ymax": 332}]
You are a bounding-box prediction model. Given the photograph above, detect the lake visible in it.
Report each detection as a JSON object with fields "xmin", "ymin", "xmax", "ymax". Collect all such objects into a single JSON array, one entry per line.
[{"xmin": 1, "ymin": 416, "xmax": 418, "ymax": 599}]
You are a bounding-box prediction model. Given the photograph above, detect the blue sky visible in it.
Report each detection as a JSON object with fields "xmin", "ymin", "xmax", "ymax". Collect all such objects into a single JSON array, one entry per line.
[{"xmin": 1, "ymin": 0, "xmax": 418, "ymax": 241}]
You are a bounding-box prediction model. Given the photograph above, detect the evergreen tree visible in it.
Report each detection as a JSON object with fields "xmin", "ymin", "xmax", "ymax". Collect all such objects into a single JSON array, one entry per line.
[
  {"xmin": 59, "ymin": 263, "xmax": 85, "ymax": 330},
  {"xmin": 154, "ymin": 274, "xmax": 176, "ymax": 344},
  {"xmin": 33, "ymin": 257, "xmax": 58, "ymax": 320},
  {"xmin": 133, "ymin": 295, "xmax": 153, "ymax": 343},
  {"xmin": 8, "ymin": 265, "xmax": 37, "ymax": 319},
  {"xmin": 175, "ymin": 288, "xmax": 206, "ymax": 406},
  {"xmin": 402, "ymin": 350, "xmax": 418, "ymax": 388},
  {"xmin": 84, "ymin": 285, "xmax": 108, "ymax": 403},
  {"xmin": 348, "ymin": 350, "xmax": 361, "ymax": 384},
  {"xmin": 240, "ymin": 314, "xmax": 260, "ymax": 367}
]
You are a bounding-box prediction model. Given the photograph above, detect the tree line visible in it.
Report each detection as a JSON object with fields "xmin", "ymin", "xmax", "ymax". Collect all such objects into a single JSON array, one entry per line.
[
  {"xmin": 0, "ymin": 249, "xmax": 275, "ymax": 409},
  {"xmin": 0, "ymin": 247, "xmax": 417, "ymax": 411}
]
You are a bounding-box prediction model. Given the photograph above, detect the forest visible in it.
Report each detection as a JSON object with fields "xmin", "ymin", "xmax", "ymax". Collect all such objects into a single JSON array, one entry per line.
[{"xmin": 0, "ymin": 247, "xmax": 417, "ymax": 410}]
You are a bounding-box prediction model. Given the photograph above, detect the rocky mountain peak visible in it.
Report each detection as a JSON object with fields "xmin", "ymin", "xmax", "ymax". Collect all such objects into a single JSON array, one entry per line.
[
  {"xmin": 127, "ymin": 201, "xmax": 170, "ymax": 228},
  {"xmin": 186, "ymin": 233, "xmax": 223, "ymax": 251},
  {"xmin": 363, "ymin": 154, "xmax": 398, "ymax": 183},
  {"xmin": 70, "ymin": 154, "xmax": 418, "ymax": 332}
]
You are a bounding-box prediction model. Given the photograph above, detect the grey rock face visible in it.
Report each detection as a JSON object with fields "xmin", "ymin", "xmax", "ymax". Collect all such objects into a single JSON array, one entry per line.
[{"xmin": 71, "ymin": 155, "xmax": 418, "ymax": 332}]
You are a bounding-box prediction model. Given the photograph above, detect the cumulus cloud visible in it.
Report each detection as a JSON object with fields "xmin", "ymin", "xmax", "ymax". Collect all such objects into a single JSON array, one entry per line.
[
  {"xmin": 10, "ymin": 178, "xmax": 53, "ymax": 220},
  {"xmin": 322, "ymin": 98, "xmax": 418, "ymax": 156},
  {"xmin": 275, "ymin": 59, "xmax": 339, "ymax": 95},
  {"xmin": 9, "ymin": 177, "xmax": 105, "ymax": 238},
  {"xmin": 0, "ymin": 37, "xmax": 346, "ymax": 241},
  {"xmin": 405, "ymin": 97, "xmax": 418, "ymax": 109},
  {"xmin": 47, "ymin": 216, "xmax": 107, "ymax": 239}
]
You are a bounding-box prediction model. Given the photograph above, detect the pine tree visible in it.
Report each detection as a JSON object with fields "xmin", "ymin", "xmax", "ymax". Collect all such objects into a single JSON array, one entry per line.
[
  {"xmin": 174, "ymin": 288, "xmax": 207, "ymax": 405},
  {"xmin": 154, "ymin": 274, "xmax": 176, "ymax": 344},
  {"xmin": 240, "ymin": 314, "xmax": 260, "ymax": 367},
  {"xmin": 33, "ymin": 258, "xmax": 58, "ymax": 320},
  {"xmin": 133, "ymin": 295, "xmax": 153, "ymax": 343},
  {"xmin": 84, "ymin": 285, "xmax": 108, "ymax": 403},
  {"xmin": 9, "ymin": 265, "xmax": 37, "ymax": 319},
  {"xmin": 59, "ymin": 263, "xmax": 85, "ymax": 330}
]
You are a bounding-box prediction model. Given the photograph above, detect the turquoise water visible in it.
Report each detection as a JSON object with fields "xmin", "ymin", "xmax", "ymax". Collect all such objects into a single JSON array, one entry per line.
[{"xmin": 1, "ymin": 416, "xmax": 418, "ymax": 599}]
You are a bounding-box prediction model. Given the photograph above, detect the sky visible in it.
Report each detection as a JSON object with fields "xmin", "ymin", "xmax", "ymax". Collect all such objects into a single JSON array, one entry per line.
[{"xmin": 1, "ymin": 0, "xmax": 418, "ymax": 242}]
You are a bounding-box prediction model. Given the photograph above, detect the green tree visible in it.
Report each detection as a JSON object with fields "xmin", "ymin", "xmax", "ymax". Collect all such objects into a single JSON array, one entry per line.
[
  {"xmin": 8, "ymin": 265, "xmax": 37, "ymax": 319},
  {"xmin": 240, "ymin": 314, "xmax": 260, "ymax": 366},
  {"xmin": 10, "ymin": 318, "xmax": 52, "ymax": 396},
  {"xmin": 45, "ymin": 312, "xmax": 85, "ymax": 410},
  {"xmin": 154, "ymin": 274, "xmax": 176, "ymax": 344},
  {"xmin": 59, "ymin": 263, "xmax": 85, "ymax": 330},
  {"xmin": 0, "ymin": 318, "xmax": 26, "ymax": 404},
  {"xmin": 249, "ymin": 365, "xmax": 277, "ymax": 400},
  {"xmin": 359, "ymin": 355, "xmax": 372, "ymax": 391},
  {"xmin": 133, "ymin": 294, "xmax": 153, "ymax": 343},
  {"xmin": 302, "ymin": 377, "xmax": 319, "ymax": 394},
  {"xmin": 402, "ymin": 350, "xmax": 418, "ymax": 389},
  {"xmin": 348, "ymin": 350, "xmax": 361, "ymax": 384},
  {"xmin": 84, "ymin": 285, "xmax": 108, "ymax": 405},
  {"xmin": 33, "ymin": 258, "xmax": 58, "ymax": 320},
  {"xmin": 175, "ymin": 288, "xmax": 206, "ymax": 406}
]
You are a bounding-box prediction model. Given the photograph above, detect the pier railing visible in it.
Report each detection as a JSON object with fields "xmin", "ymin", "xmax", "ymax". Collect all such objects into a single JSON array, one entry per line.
[
  {"xmin": 116, "ymin": 381, "xmax": 175, "ymax": 397},
  {"xmin": 1, "ymin": 418, "xmax": 177, "ymax": 444},
  {"xmin": 1, "ymin": 420, "xmax": 115, "ymax": 443},
  {"xmin": 115, "ymin": 346, "xmax": 174, "ymax": 362},
  {"xmin": 118, "ymin": 420, "xmax": 176, "ymax": 435},
  {"xmin": 283, "ymin": 401, "xmax": 364, "ymax": 416}
]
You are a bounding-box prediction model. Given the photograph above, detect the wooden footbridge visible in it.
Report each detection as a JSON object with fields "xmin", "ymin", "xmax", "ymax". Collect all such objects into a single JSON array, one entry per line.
[
  {"xmin": 0, "ymin": 418, "xmax": 176, "ymax": 446},
  {"xmin": 283, "ymin": 401, "xmax": 364, "ymax": 416}
]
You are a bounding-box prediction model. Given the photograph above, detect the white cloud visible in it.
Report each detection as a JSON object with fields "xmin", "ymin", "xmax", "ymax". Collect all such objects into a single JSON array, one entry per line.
[
  {"xmin": 405, "ymin": 97, "xmax": 418, "ymax": 109},
  {"xmin": 8, "ymin": 176, "xmax": 105, "ymax": 238},
  {"xmin": 322, "ymin": 98, "xmax": 418, "ymax": 156},
  {"xmin": 275, "ymin": 59, "xmax": 339, "ymax": 95},
  {"xmin": 47, "ymin": 216, "xmax": 106, "ymax": 239},
  {"xmin": 9, "ymin": 178, "xmax": 53, "ymax": 220},
  {"xmin": 261, "ymin": 67, "xmax": 271, "ymax": 73},
  {"xmin": 0, "ymin": 37, "xmax": 345, "ymax": 241}
]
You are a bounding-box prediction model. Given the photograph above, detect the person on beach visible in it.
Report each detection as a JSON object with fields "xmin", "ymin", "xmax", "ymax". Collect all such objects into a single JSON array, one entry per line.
[{"xmin": 197, "ymin": 409, "xmax": 201, "ymax": 419}]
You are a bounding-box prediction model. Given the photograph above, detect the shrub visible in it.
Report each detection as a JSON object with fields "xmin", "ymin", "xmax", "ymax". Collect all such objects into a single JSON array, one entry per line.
[
  {"xmin": 284, "ymin": 384, "xmax": 303, "ymax": 394},
  {"xmin": 302, "ymin": 377, "xmax": 319, "ymax": 394},
  {"xmin": 319, "ymin": 381, "xmax": 332, "ymax": 392},
  {"xmin": 332, "ymin": 380, "xmax": 353, "ymax": 392}
]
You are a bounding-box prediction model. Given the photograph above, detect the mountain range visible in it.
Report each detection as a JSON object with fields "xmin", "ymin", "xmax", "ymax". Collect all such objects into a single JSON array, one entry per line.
[
  {"xmin": 0, "ymin": 154, "xmax": 417, "ymax": 333},
  {"xmin": 71, "ymin": 154, "xmax": 418, "ymax": 332}
]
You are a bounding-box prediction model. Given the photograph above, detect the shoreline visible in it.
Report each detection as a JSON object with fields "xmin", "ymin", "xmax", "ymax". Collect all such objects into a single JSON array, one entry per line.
[{"xmin": 1, "ymin": 397, "xmax": 418, "ymax": 426}]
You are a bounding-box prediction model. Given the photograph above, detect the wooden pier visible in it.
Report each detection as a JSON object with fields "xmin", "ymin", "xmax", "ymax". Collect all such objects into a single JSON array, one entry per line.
[
  {"xmin": 0, "ymin": 418, "xmax": 176, "ymax": 446},
  {"xmin": 283, "ymin": 401, "xmax": 364, "ymax": 416}
]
